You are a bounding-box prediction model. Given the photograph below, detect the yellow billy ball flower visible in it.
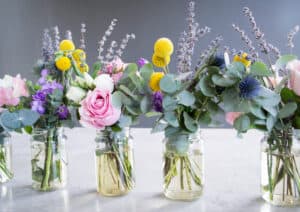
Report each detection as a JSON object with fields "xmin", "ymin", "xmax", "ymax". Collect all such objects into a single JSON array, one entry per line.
[
  {"xmin": 72, "ymin": 49, "xmax": 86, "ymax": 62},
  {"xmin": 149, "ymin": 72, "xmax": 165, "ymax": 91},
  {"xmin": 233, "ymin": 52, "xmax": 251, "ymax": 68},
  {"xmin": 59, "ymin": 40, "xmax": 75, "ymax": 51},
  {"xmin": 154, "ymin": 37, "xmax": 174, "ymax": 57},
  {"xmin": 56, "ymin": 56, "xmax": 72, "ymax": 72},
  {"xmin": 77, "ymin": 63, "xmax": 89, "ymax": 73},
  {"xmin": 152, "ymin": 54, "xmax": 170, "ymax": 68}
]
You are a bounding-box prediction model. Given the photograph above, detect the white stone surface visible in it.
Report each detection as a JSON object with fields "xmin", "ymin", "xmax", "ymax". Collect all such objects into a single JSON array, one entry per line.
[{"xmin": 0, "ymin": 128, "xmax": 298, "ymax": 212}]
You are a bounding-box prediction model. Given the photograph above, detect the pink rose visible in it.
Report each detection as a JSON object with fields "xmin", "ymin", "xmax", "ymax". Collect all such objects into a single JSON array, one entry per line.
[
  {"xmin": 225, "ymin": 112, "xmax": 242, "ymax": 125},
  {"xmin": 79, "ymin": 88, "xmax": 121, "ymax": 129},
  {"xmin": 13, "ymin": 74, "xmax": 29, "ymax": 98},
  {"xmin": 0, "ymin": 87, "xmax": 20, "ymax": 107},
  {"xmin": 287, "ymin": 59, "xmax": 300, "ymax": 95},
  {"xmin": 100, "ymin": 58, "xmax": 127, "ymax": 84}
]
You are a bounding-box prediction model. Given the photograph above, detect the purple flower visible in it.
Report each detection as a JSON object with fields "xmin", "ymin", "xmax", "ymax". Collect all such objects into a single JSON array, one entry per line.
[
  {"xmin": 32, "ymin": 91, "xmax": 46, "ymax": 102},
  {"xmin": 152, "ymin": 92, "xmax": 163, "ymax": 112},
  {"xmin": 42, "ymin": 81, "xmax": 63, "ymax": 94},
  {"xmin": 137, "ymin": 58, "xmax": 148, "ymax": 68},
  {"xmin": 31, "ymin": 101, "xmax": 45, "ymax": 115},
  {"xmin": 56, "ymin": 105, "xmax": 69, "ymax": 120},
  {"xmin": 41, "ymin": 69, "xmax": 49, "ymax": 77}
]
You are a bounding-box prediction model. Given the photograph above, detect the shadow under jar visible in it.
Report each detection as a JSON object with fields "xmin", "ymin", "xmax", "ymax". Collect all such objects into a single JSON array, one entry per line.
[
  {"xmin": 30, "ymin": 127, "xmax": 67, "ymax": 191},
  {"xmin": 95, "ymin": 128, "xmax": 135, "ymax": 196},
  {"xmin": 0, "ymin": 131, "xmax": 13, "ymax": 183},
  {"xmin": 261, "ymin": 128, "xmax": 300, "ymax": 206},
  {"xmin": 163, "ymin": 129, "xmax": 204, "ymax": 201}
]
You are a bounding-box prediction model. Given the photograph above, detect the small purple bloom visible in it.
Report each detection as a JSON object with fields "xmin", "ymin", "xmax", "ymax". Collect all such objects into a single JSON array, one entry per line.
[
  {"xmin": 137, "ymin": 58, "xmax": 148, "ymax": 68},
  {"xmin": 31, "ymin": 101, "xmax": 45, "ymax": 115},
  {"xmin": 32, "ymin": 91, "xmax": 46, "ymax": 102},
  {"xmin": 56, "ymin": 105, "xmax": 69, "ymax": 120},
  {"xmin": 152, "ymin": 92, "xmax": 163, "ymax": 112},
  {"xmin": 41, "ymin": 69, "xmax": 49, "ymax": 77},
  {"xmin": 42, "ymin": 81, "xmax": 63, "ymax": 94}
]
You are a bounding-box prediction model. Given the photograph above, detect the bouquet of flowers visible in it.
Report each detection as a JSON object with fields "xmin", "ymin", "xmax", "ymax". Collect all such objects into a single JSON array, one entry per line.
[
  {"xmin": 66, "ymin": 19, "xmax": 144, "ymax": 195},
  {"xmin": 207, "ymin": 7, "xmax": 300, "ymax": 206},
  {"xmin": 0, "ymin": 74, "xmax": 39, "ymax": 183},
  {"xmin": 139, "ymin": 1, "xmax": 225, "ymax": 200},
  {"xmin": 29, "ymin": 25, "xmax": 87, "ymax": 191}
]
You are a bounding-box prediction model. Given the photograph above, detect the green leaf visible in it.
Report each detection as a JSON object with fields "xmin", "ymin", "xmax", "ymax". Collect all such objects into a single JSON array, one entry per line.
[
  {"xmin": 159, "ymin": 74, "xmax": 177, "ymax": 93},
  {"xmin": 92, "ymin": 62, "xmax": 102, "ymax": 78},
  {"xmin": 198, "ymin": 75, "xmax": 215, "ymax": 97},
  {"xmin": 266, "ymin": 115, "xmax": 276, "ymax": 132},
  {"xmin": 278, "ymin": 102, "xmax": 297, "ymax": 118},
  {"xmin": 281, "ymin": 87, "xmax": 297, "ymax": 103},
  {"xmin": 112, "ymin": 91, "xmax": 123, "ymax": 109},
  {"xmin": 233, "ymin": 115, "xmax": 250, "ymax": 132},
  {"xmin": 250, "ymin": 62, "xmax": 273, "ymax": 76},
  {"xmin": 140, "ymin": 63, "xmax": 154, "ymax": 83},
  {"xmin": 178, "ymin": 90, "xmax": 195, "ymax": 106},
  {"xmin": 0, "ymin": 112, "xmax": 22, "ymax": 131},
  {"xmin": 162, "ymin": 96, "xmax": 177, "ymax": 111},
  {"xmin": 164, "ymin": 111, "xmax": 179, "ymax": 127},
  {"xmin": 119, "ymin": 85, "xmax": 138, "ymax": 101},
  {"xmin": 183, "ymin": 112, "xmax": 197, "ymax": 132},
  {"xmin": 250, "ymin": 103, "xmax": 266, "ymax": 119},
  {"xmin": 212, "ymin": 75, "xmax": 237, "ymax": 87},
  {"xmin": 275, "ymin": 55, "xmax": 297, "ymax": 71},
  {"xmin": 293, "ymin": 116, "xmax": 300, "ymax": 129},
  {"xmin": 145, "ymin": 111, "xmax": 162, "ymax": 117},
  {"xmin": 125, "ymin": 105, "xmax": 140, "ymax": 116},
  {"xmin": 164, "ymin": 126, "xmax": 181, "ymax": 137},
  {"xmin": 151, "ymin": 121, "xmax": 167, "ymax": 133},
  {"xmin": 118, "ymin": 115, "xmax": 132, "ymax": 128},
  {"xmin": 140, "ymin": 96, "xmax": 151, "ymax": 113},
  {"xmin": 227, "ymin": 62, "xmax": 245, "ymax": 78},
  {"xmin": 18, "ymin": 109, "xmax": 40, "ymax": 126}
]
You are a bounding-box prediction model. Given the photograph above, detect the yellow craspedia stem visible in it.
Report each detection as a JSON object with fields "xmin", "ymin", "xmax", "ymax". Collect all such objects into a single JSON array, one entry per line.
[
  {"xmin": 149, "ymin": 72, "xmax": 165, "ymax": 91},
  {"xmin": 233, "ymin": 52, "xmax": 251, "ymax": 68},
  {"xmin": 59, "ymin": 40, "xmax": 75, "ymax": 51},
  {"xmin": 73, "ymin": 49, "xmax": 86, "ymax": 62},
  {"xmin": 56, "ymin": 56, "xmax": 72, "ymax": 72},
  {"xmin": 77, "ymin": 63, "xmax": 89, "ymax": 73},
  {"xmin": 152, "ymin": 54, "xmax": 170, "ymax": 68},
  {"xmin": 154, "ymin": 37, "xmax": 174, "ymax": 57}
]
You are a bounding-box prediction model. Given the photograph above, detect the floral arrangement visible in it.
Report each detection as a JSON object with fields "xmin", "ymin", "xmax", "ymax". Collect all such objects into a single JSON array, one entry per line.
[
  {"xmin": 0, "ymin": 74, "xmax": 39, "ymax": 182},
  {"xmin": 139, "ymin": 1, "xmax": 225, "ymax": 197},
  {"xmin": 29, "ymin": 25, "xmax": 88, "ymax": 191},
  {"xmin": 210, "ymin": 7, "xmax": 300, "ymax": 204}
]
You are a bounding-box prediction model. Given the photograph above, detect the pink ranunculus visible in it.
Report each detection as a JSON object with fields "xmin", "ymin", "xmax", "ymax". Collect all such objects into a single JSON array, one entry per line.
[
  {"xmin": 225, "ymin": 112, "xmax": 242, "ymax": 125},
  {"xmin": 79, "ymin": 88, "xmax": 121, "ymax": 129},
  {"xmin": 287, "ymin": 59, "xmax": 300, "ymax": 95},
  {"xmin": 111, "ymin": 72, "xmax": 123, "ymax": 84},
  {"xmin": 12, "ymin": 74, "xmax": 29, "ymax": 98},
  {"xmin": 0, "ymin": 87, "xmax": 20, "ymax": 107},
  {"xmin": 102, "ymin": 57, "xmax": 125, "ymax": 74}
]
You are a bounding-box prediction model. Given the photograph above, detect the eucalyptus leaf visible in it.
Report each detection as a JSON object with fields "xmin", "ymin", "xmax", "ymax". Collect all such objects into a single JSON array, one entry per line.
[
  {"xmin": 250, "ymin": 62, "xmax": 273, "ymax": 76},
  {"xmin": 162, "ymin": 96, "xmax": 177, "ymax": 111},
  {"xmin": 151, "ymin": 121, "xmax": 167, "ymax": 133},
  {"xmin": 159, "ymin": 74, "xmax": 177, "ymax": 93},
  {"xmin": 198, "ymin": 75, "xmax": 215, "ymax": 97},
  {"xmin": 111, "ymin": 91, "xmax": 123, "ymax": 109},
  {"xmin": 164, "ymin": 111, "xmax": 179, "ymax": 127},
  {"xmin": 278, "ymin": 102, "xmax": 297, "ymax": 119},
  {"xmin": 118, "ymin": 115, "xmax": 132, "ymax": 128},
  {"xmin": 140, "ymin": 96, "xmax": 151, "ymax": 114},
  {"xmin": 183, "ymin": 112, "xmax": 197, "ymax": 132},
  {"xmin": 178, "ymin": 90, "xmax": 195, "ymax": 106},
  {"xmin": 266, "ymin": 115, "xmax": 276, "ymax": 132},
  {"xmin": 275, "ymin": 55, "xmax": 297, "ymax": 71},
  {"xmin": 145, "ymin": 111, "xmax": 162, "ymax": 117},
  {"xmin": 18, "ymin": 109, "xmax": 40, "ymax": 126},
  {"xmin": 140, "ymin": 63, "xmax": 154, "ymax": 83},
  {"xmin": 0, "ymin": 111, "xmax": 22, "ymax": 131},
  {"xmin": 212, "ymin": 75, "xmax": 237, "ymax": 87},
  {"xmin": 233, "ymin": 115, "xmax": 250, "ymax": 132},
  {"xmin": 250, "ymin": 103, "xmax": 266, "ymax": 119}
]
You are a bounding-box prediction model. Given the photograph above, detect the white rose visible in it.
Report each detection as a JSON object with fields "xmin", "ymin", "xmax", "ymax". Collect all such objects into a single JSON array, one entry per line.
[
  {"xmin": 74, "ymin": 73, "xmax": 94, "ymax": 88},
  {"xmin": 94, "ymin": 74, "xmax": 114, "ymax": 93},
  {"xmin": 66, "ymin": 86, "xmax": 87, "ymax": 103},
  {"xmin": 83, "ymin": 72, "xmax": 94, "ymax": 87},
  {"xmin": 0, "ymin": 75, "xmax": 13, "ymax": 88}
]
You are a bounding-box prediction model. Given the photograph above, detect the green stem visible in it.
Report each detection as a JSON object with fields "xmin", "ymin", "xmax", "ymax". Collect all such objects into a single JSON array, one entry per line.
[{"xmin": 41, "ymin": 129, "xmax": 54, "ymax": 190}]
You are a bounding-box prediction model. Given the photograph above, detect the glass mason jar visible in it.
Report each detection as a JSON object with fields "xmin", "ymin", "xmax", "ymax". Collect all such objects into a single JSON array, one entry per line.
[
  {"xmin": 95, "ymin": 128, "xmax": 135, "ymax": 196},
  {"xmin": 261, "ymin": 128, "xmax": 300, "ymax": 206},
  {"xmin": 0, "ymin": 132, "xmax": 13, "ymax": 183},
  {"xmin": 163, "ymin": 129, "xmax": 204, "ymax": 200},
  {"xmin": 30, "ymin": 127, "xmax": 67, "ymax": 191}
]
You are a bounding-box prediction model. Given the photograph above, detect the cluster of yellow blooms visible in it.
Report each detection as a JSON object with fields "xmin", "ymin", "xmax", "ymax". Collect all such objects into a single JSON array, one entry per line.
[
  {"xmin": 149, "ymin": 37, "xmax": 174, "ymax": 91},
  {"xmin": 55, "ymin": 40, "xmax": 89, "ymax": 73},
  {"xmin": 233, "ymin": 52, "xmax": 251, "ymax": 68}
]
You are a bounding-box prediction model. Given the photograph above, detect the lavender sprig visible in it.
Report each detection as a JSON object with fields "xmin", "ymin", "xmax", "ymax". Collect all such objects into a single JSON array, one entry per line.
[
  {"xmin": 105, "ymin": 40, "xmax": 118, "ymax": 62},
  {"xmin": 115, "ymin": 33, "xmax": 136, "ymax": 57},
  {"xmin": 52, "ymin": 26, "xmax": 60, "ymax": 52},
  {"xmin": 287, "ymin": 25, "xmax": 299, "ymax": 51},
  {"xmin": 97, "ymin": 19, "xmax": 118, "ymax": 62},
  {"xmin": 42, "ymin": 28, "xmax": 54, "ymax": 62},
  {"xmin": 65, "ymin": 30, "xmax": 72, "ymax": 40},
  {"xmin": 232, "ymin": 24, "xmax": 259, "ymax": 59},
  {"xmin": 80, "ymin": 23, "xmax": 87, "ymax": 50},
  {"xmin": 195, "ymin": 35, "xmax": 223, "ymax": 70}
]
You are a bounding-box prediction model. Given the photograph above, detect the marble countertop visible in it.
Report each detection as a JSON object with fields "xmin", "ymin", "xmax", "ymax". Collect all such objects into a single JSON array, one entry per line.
[{"xmin": 0, "ymin": 128, "xmax": 298, "ymax": 212}]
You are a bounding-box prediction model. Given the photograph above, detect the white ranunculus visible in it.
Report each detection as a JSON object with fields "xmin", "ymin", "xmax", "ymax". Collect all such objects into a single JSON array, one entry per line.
[
  {"xmin": 75, "ymin": 73, "xmax": 94, "ymax": 88},
  {"xmin": 66, "ymin": 86, "xmax": 87, "ymax": 103},
  {"xmin": 83, "ymin": 72, "xmax": 94, "ymax": 87},
  {"xmin": 94, "ymin": 74, "xmax": 114, "ymax": 93}
]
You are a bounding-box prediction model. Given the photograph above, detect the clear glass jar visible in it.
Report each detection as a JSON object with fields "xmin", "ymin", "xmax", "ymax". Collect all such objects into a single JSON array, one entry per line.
[
  {"xmin": 0, "ymin": 131, "xmax": 13, "ymax": 183},
  {"xmin": 261, "ymin": 128, "xmax": 300, "ymax": 206},
  {"xmin": 95, "ymin": 128, "xmax": 135, "ymax": 196},
  {"xmin": 163, "ymin": 129, "xmax": 204, "ymax": 200},
  {"xmin": 30, "ymin": 127, "xmax": 67, "ymax": 191}
]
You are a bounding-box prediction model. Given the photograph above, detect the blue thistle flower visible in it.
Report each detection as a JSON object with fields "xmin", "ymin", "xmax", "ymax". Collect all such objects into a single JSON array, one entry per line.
[
  {"xmin": 239, "ymin": 76, "xmax": 261, "ymax": 99},
  {"xmin": 211, "ymin": 54, "xmax": 225, "ymax": 69}
]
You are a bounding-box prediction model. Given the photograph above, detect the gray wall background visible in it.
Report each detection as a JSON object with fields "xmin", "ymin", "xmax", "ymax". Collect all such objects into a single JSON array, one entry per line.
[{"xmin": 0, "ymin": 0, "xmax": 300, "ymax": 127}]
